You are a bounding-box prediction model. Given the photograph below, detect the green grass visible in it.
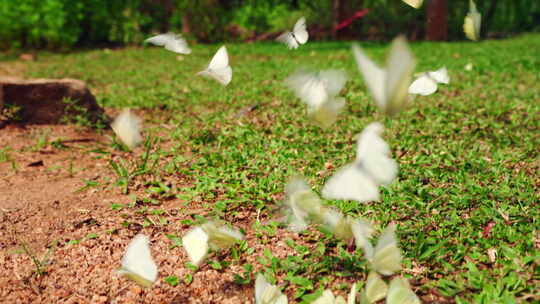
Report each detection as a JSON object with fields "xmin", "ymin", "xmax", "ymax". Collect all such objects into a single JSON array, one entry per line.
[{"xmin": 19, "ymin": 33, "xmax": 540, "ymax": 302}]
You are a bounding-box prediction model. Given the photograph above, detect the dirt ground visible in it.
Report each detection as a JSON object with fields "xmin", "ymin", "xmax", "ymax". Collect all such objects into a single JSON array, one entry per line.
[
  {"xmin": 0, "ymin": 121, "xmax": 244, "ymax": 303},
  {"xmin": 0, "ymin": 119, "xmax": 359, "ymax": 304}
]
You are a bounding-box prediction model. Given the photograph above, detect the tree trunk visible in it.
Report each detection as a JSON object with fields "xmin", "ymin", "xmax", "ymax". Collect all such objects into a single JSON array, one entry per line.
[
  {"xmin": 181, "ymin": 14, "xmax": 191, "ymax": 34},
  {"xmin": 484, "ymin": 0, "xmax": 499, "ymax": 36},
  {"xmin": 425, "ymin": 0, "xmax": 448, "ymax": 41},
  {"xmin": 332, "ymin": 0, "xmax": 340, "ymax": 39}
]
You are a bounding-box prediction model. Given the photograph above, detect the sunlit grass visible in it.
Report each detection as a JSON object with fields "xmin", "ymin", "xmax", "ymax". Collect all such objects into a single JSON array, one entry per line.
[{"xmin": 19, "ymin": 33, "xmax": 540, "ymax": 302}]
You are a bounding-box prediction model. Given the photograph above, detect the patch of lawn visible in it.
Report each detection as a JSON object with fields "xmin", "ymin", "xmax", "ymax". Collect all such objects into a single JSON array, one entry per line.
[{"xmin": 21, "ymin": 33, "xmax": 540, "ymax": 302}]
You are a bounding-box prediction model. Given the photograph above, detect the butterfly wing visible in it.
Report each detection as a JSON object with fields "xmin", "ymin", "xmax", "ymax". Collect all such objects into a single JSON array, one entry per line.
[
  {"xmin": 402, "ymin": 0, "xmax": 423, "ymax": 8},
  {"xmin": 322, "ymin": 163, "xmax": 380, "ymax": 203},
  {"xmin": 255, "ymin": 274, "xmax": 288, "ymax": 304},
  {"xmin": 361, "ymin": 271, "xmax": 388, "ymax": 304},
  {"xmin": 203, "ymin": 222, "xmax": 243, "ymax": 250},
  {"xmin": 386, "ymin": 277, "xmax": 420, "ymax": 304},
  {"xmin": 197, "ymin": 46, "xmax": 232, "ymax": 85},
  {"xmin": 356, "ymin": 122, "xmax": 398, "ymax": 186},
  {"xmin": 464, "ymin": 0, "xmax": 482, "ymax": 41},
  {"xmin": 292, "ymin": 17, "xmax": 309, "ymax": 45},
  {"xmin": 255, "ymin": 274, "xmax": 271, "ymax": 304},
  {"xmin": 347, "ymin": 283, "xmax": 357, "ymax": 304},
  {"xmin": 118, "ymin": 234, "xmax": 158, "ymax": 287},
  {"xmin": 350, "ymin": 218, "xmax": 374, "ymax": 248},
  {"xmin": 371, "ymin": 224, "xmax": 402, "ymax": 275},
  {"xmin": 276, "ymin": 31, "xmax": 299, "ymax": 49},
  {"xmin": 312, "ymin": 290, "xmax": 336, "ymax": 304},
  {"xmin": 352, "ymin": 44, "xmax": 387, "ymax": 110},
  {"xmin": 182, "ymin": 227, "xmax": 209, "ymax": 267},
  {"xmin": 309, "ymin": 97, "xmax": 346, "ymax": 128},
  {"xmin": 285, "ymin": 70, "xmax": 328, "ymax": 109},
  {"xmin": 384, "ymin": 36, "xmax": 416, "ymax": 116},
  {"xmin": 284, "ymin": 177, "xmax": 325, "ymax": 231},
  {"xmin": 164, "ymin": 34, "xmax": 191, "ymax": 54},
  {"xmin": 318, "ymin": 69, "xmax": 348, "ymax": 97},
  {"xmin": 144, "ymin": 33, "xmax": 170, "ymax": 46},
  {"xmin": 111, "ymin": 109, "xmax": 143, "ymax": 150},
  {"xmin": 408, "ymin": 74, "xmax": 438, "ymax": 96},
  {"xmin": 145, "ymin": 33, "xmax": 191, "ymax": 54},
  {"xmin": 427, "ymin": 67, "xmax": 449, "ymax": 84}
]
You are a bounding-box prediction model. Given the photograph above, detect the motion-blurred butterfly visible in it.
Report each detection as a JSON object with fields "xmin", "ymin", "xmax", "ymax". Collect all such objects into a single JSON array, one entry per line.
[
  {"xmin": 182, "ymin": 221, "xmax": 243, "ymax": 267},
  {"xmin": 359, "ymin": 271, "xmax": 387, "ymax": 304},
  {"xmin": 362, "ymin": 223, "xmax": 402, "ymax": 276},
  {"xmin": 352, "ymin": 36, "xmax": 416, "ymax": 116},
  {"xmin": 386, "ymin": 277, "xmax": 420, "ymax": 304},
  {"xmin": 311, "ymin": 284, "xmax": 356, "ymax": 304},
  {"xmin": 402, "ymin": 0, "xmax": 423, "ymax": 8},
  {"xmin": 111, "ymin": 109, "xmax": 143, "ymax": 150},
  {"xmin": 285, "ymin": 69, "xmax": 348, "ymax": 127},
  {"xmin": 322, "ymin": 122, "xmax": 398, "ymax": 203},
  {"xmin": 197, "ymin": 46, "xmax": 232, "ymax": 86},
  {"xmin": 144, "ymin": 32, "xmax": 191, "ymax": 54},
  {"xmin": 255, "ymin": 274, "xmax": 288, "ymax": 304},
  {"xmin": 464, "ymin": 0, "xmax": 482, "ymax": 41},
  {"xmin": 117, "ymin": 234, "xmax": 158, "ymax": 288}
]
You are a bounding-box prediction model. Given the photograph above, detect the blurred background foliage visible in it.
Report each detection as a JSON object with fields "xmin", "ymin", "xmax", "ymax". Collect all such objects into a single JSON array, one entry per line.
[{"xmin": 0, "ymin": 0, "xmax": 538, "ymax": 49}]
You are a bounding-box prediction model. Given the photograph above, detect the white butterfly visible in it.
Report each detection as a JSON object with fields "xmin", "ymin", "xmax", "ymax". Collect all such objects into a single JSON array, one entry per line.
[
  {"xmin": 197, "ymin": 46, "xmax": 232, "ymax": 86},
  {"xmin": 363, "ymin": 224, "xmax": 402, "ymax": 276},
  {"xmin": 464, "ymin": 0, "xmax": 481, "ymax": 41},
  {"xmin": 386, "ymin": 277, "xmax": 420, "ymax": 304},
  {"xmin": 322, "ymin": 122, "xmax": 398, "ymax": 203},
  {"xmin": 282, "ymin": 177, "xmax": 325, "ymax": 232},
  {"xmin": 144, "ymin": 33, "xmax": 191, "ymax": 54},
  {"xmin": 312, "ymin": 284, "xmax": 357, "ymax": 304},
  {"xmin": 321, "ymin": 209, "xmax": 373, "ymax": 248},
  {"xmin": 111, "ymin": 109, "xmax": 143, "ymax": 150},
  {"xmin": 352, "ymin": 36, "xmax": 416, "ymax": 116},
  {"xmin": 117, "ymin": 234, "xmax": 158, "ymax": 288},
  {"xmin": 359, "ymin": 272, "xmax": 388, "ymax": 304},
  {"xmin": 402, "ymin": 0, "xmax": 423, "ymax": 8},
  {"xmin": 408, "ymin": 67, "xmax": 450, "ymax": 96},
  {"xmin": 464, "ymin": 63, "xmax": 473, "ymax": 71},
  {"xmin": 182, "ymin": 221, "xmax": 243, "ymax": 267},
  {"xmin": 255, "ymin": 274, "xmax": 288, "ymax": 304},
  {"xmin": 276, "ymin": 17, "xmax": 309, "ymax": 49},
  {"xmin": 285, "ymin": 69, "xmax": 348, "ymax": 127}
]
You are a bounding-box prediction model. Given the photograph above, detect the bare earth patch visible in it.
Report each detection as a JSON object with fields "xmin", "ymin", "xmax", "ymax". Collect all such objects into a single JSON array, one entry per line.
[{"xmin": 0, "ymin": 119, "xmax": 355, "ymax": 303}]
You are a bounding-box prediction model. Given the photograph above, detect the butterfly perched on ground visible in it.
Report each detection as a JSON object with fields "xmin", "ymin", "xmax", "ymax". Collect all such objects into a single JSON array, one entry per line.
[
  {"xmin": 255, "ymin": 274, "xmax": 288, "ymax": 304},
  {"xmin": 285, "ymin": 69, "xmax": 348, "ymax": 127},
  {"xmin": 386, "ymin": 277, "xmax": 420, "ymax": 304},
  {"xmin": 311, "ymin": 283, "xmax": 357, "ymax": 304},
  {"xmin": 408, "ymin": 67, "xmax": 450, "ymax": 96},
  {"xmin": 359, "ymin": 271, "xmax": 388, "ymax": 304},
  {"xmin": 464, "ymin": 0, "xmax": 482, "ymax": 41},
  {"xmin": 276, "ymin": 17, "xmax": 309, "ymax": 49},
  {"xmin": 197, "ymin": 46, "xmax": 232, "ymax": 86},
  {"xmin": 320, "ymin": 208, "xmax": 373, "ymax": 247},
  {"xmin": 144, "ymin": 32, "xmax": 191, "ymax": 54},
  {"xmin": 362, "ymin": 223, "xmax": 402, "ymax": 276},
  {"xmin": 117, "ymin": 234, "xmax": 158, "ymax": 288},
  {"xmin": 182, "ymin": 221, "xmax": 243, "ymax": 267},
  {"xmin": 322, "ymin": 122, "xmax": 398, "ymax": 203},
  {"xmin": 111, "ymin": 109, "xmax": 143, "ymax": 150},
  {"xmin": 281, "ymin": 177, "xmax": 325, "ymax": 232},
  {"xmin": 352, "ymin": 36, "xmax": 416, "ymax": 116},
  {"xmin": 402, "ymin": 0, "xmax": 423, "ymax": 8}
]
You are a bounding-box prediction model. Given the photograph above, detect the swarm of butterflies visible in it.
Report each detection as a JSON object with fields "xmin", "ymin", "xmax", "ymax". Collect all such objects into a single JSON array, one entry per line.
[{"xmin": 113, "ymin": 1, "xmax": 482, "ymax": 302}]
